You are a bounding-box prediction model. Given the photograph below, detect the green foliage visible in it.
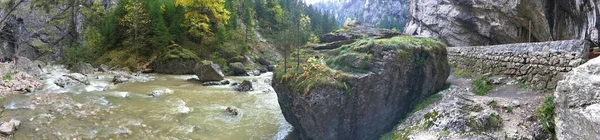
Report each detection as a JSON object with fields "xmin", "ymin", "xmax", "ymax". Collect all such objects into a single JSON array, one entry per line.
[
  {"xmin": 472, "ymin": 75, "xmax": 493, "ymax": 96},
  {"xmin": 506, "ymin": 105, "xmax": 514, "ymax": 112},
  {"xmin": 64, "ymin": 44, "xmax": 91, "ymax": 68},
  {"xmin": 537, "ymin": 97, "xmax": 555, "ymax": 139},
  {"xmin": 453, "ymin": 68, "xmax": 472, "ymax": 78},
  {"xmin": 275, "ymin": 56, "xmax": 352, "ymax": 96},
  {"xmin": 158, "ymin": 44, "xmax": 200, "ymax": 62},
  {"xmin": 2, "ymin": 72, "xmax": 14, "ymax": 81}
]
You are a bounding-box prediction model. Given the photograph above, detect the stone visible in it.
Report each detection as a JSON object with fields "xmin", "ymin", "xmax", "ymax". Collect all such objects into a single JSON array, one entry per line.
[
  {"xmin": 234, "ymin": 80, "xmax": 253, "ymax": 92},
  {"xmin": 194, "ymin": 61, "xmax": 225, "ymax": 82},
  {"xmin": 256, "ymin": 57, "xmax": 271, "ymax": 66},
  {"xmin": 148, "ymin": 88, "xmax": 174, "ymax": 97},
  {"xmin": 258, "ymin": 66, "xmax": 268, "ymax": 73},
  {"xmin": 267, "ymin": 65, "xmax": 276, "ymax": 72},
  {"xmin": 99, "ymin": 64, "xmax": 110, "ymax": 72},
  {"xmin": 112, "ymin": 75, "xmax": 130, "ymax": 84},
  {"xmin": 0, "ymin": 119, "xmax": 20, "ymax": 135},
  {"xmin": 226, "ymin": 107, "xmax": 239, "ymax": 116},
  {"xmin": 273, "ymin": 26, "xmax": 450, "ymax": 140},
  {"xmin": 229, "ymin": 62, "xmax": 247, "ymax": 76},
  {"xmin": 554, "ymin": 57, "xmax": 600, "ymax": 139},
  {"xmin": 65, "ymin": 73, "xmax": 90, "ymax": 85},
  {"xmin": 202, "ymin": 80, "xmax": 230, "ymax": 86},
  {"xmin": 73, "ymin": 63, "xmax": 95, "ymax": 75},
  {"xmin": 248, "ymin": 69, "xmax": 261, "ymax": 76}
]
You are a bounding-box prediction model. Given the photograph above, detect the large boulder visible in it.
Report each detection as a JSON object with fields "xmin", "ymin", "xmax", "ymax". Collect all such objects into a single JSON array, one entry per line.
[
  {"xmin": 1, "ymin": 72, "xmax": 43, "ymax": 93},
  {"xmin": 194, "ymin": 61, "xmax": 225, "ymax": 82},
  {"xmin": 14, "ymin": 57, "xmax": 42, "ymax": 76},
  {"xmin": 234, "ymin": 80, "xmax": 253, "ymax": 92},
  {"xmin": 554, "ymin": 57, "xmax": 600, "ymax": 139},
  {"xmin": 99, "ymin": 64, "xmax": 110, "ymax": 72},
  {"xmin": 72, "ymin": 63, "xmax": 95, "ymax": 75},
  {"xmin": 273, "ymin": 34, "xmax": 450, "ymax": 139},
  {"xmin": 152, "ymin": 44, "xmax": 200, "ymax": 74},
  {"xmin": 54, "ymin": 73, "xmax": 90, "ymax": 88},
  {"xmin": 229, "ymin": 62, "xmax": 247, "ymax": 76},
  {"xmin": 405, "ymin": 0, "xmax": 600, "ymax": 46}
]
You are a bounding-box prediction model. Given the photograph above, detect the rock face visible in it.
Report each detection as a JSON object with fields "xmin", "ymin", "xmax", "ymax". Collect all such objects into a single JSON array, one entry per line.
[
  {"xmin": 273, "ymin": 25, "xmax": 450, "ymax": 140},
  {"xmin": 404, "ymin": 0, "xmax": 600, "ymax": 46},
  {"xmin": 194, "ymin": 61, "xmax": 225, "ymax": 82},
  {"xmin": 0, "ymin": 0, "xmax": 116, "ymax": 61},
  {"xmin": 554, "ymin": 57, "xmax": 600, "ymax": 139}
]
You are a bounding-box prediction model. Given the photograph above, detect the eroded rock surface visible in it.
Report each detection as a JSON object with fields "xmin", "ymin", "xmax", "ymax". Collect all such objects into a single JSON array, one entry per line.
[{"xmin": 554, "ymin": 57, "xmax": 600, "ymax": 139}]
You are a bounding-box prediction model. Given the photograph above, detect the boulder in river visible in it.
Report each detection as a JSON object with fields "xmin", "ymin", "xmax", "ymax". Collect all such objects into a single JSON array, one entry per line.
[
  {"xmin": 54, "ymin": 73, "xmax": 90, "ymax": 88},
  {"xmin": 112, "ymin": 75, "xmax": 130, "ymax": 84},
  {"xmin": 234, "ymin": 80, "xmax": 253, "ymax": 92},
  {"xmin": 554, "ymin": 57, "xmax": 600, "ymax": 139},
  {"xmin": 2, "ymin": 72, "xmax": 43, "ymax": 93},
  {"xmin": 194, "ymin": 60, "xmax": 225, "ymax": 82},
  {"xmin": 0, "ymin": 119, "xmax": 20, "ymax": 135},
  {"xmin": 273, "ymin": 25, "xmax": 450, "ymax": 140},
  {"xmin": 267, "ymin": 65, "xmax": 276, "ymax": 72},
  {"xmin": 72, "ymin": 62, "xmax": 95, "ymax": 75},
  {"xmin": 256, "ymin": 57, "xmax": 271, "ymax": 66},
  {"xmin": 99, "ymin": 64, "xmax": 110, "ymax": 72},
  {"xmin": 229, "ymin": 62, "xmax": 247, "ymax": 76},
  {"xmin": 202, "ymin": 80, "xmax": 230, "ymax": 86},
  {"xmin": 149, "ymin": 88, "xmax": 174, "ymax": 97},
  {"xmin": 226, "ymin": 107, "xmax": 239, "ymax": 116}
]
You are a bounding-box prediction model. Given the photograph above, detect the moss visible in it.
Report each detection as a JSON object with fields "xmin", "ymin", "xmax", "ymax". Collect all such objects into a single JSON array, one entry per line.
[
  {"xmin": 472, "ymin": 75, "xmax": 493, "ymax": 96},
  {"xmin": 158, "ymin": 44, "xmax": 201, "ymax": 63},
  {"xmin": 2, "ymin": 72, "xmax": 14, "ymax": 81},
  {"xmin": 32, "ymin": 42, "xmax": 53, "ymax": 53},
  {"xmin": 537, "ymin": 97, "xmax": 555, "ymax": 139}
]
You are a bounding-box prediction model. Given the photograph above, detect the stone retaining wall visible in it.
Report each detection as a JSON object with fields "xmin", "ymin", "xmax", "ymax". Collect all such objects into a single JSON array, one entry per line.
[{"xmin": 448, "ymin": 40, "xmax": 589, "ymax": 90}]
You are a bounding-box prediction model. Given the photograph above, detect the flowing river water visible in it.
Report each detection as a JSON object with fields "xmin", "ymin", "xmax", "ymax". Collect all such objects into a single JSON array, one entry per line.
[{"xmin": 0, "ymin": 66, "xmax": 295, "ymax": 139}]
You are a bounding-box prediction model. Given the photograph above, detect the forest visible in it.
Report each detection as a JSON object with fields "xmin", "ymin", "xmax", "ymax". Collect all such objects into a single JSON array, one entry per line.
[{"xmin": 60, "ymin": 0, "xmax": 339, "ymax": 72}]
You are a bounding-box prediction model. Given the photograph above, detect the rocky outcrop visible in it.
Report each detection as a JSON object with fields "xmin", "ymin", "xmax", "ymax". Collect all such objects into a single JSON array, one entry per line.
[
  {"xmin": 449, "ymin": 40, "xmax": 590, "ymax": 90},
  {"xmin": 0, "ymin": 72, "xmax": 43, "ymax": 94},
  {"xmin": 152, "ymin": 44, "xmax": 200, "ymax": 74},
  {"xmin": 194, "ymin": 61, "xmax": 225, "ymax": 82},
  {"xmin": 112, "ymin": 75, "xmax": 130, "ymax": 84},
  {"xmin": 404, "ymin": 0, "xmax": 600, "ymax": 46},
  {"xmin": 273, "ymin": 25, "xmax": 450, "ymax": 140},
  {"xmin": 554, "ymin": 57, "xmax": 600, "ymax": 139}
]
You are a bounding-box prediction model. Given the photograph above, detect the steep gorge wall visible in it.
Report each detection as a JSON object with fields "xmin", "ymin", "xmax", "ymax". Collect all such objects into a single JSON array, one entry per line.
[
  {"xmin": 449, "ymin": 40, "xmax": 589, "ymax": 90},
  {"xmin": 405, "ymin": 0, "xmax": 600, "ymax": 47}
]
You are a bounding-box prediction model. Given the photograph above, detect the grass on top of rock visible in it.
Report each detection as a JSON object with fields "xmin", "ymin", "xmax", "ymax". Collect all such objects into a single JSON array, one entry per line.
[
  {"xmin": 275, "ymin": 54, "xmax": 353, "ymax": 96},
  {"xmin": 472, "ymin": 75, "xmax": 494, "ymax": 96},
  {"xmin": 411, "ymin": 93, "xmax": 443, "ymax": 113},
  {"xmin": 326, "ymin": 36, "xmax": 446, "ymax": 73}
]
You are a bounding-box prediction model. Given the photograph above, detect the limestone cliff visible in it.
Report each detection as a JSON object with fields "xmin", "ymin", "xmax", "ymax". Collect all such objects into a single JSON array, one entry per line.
[
  {"xmin": 0, "ymin": 0, "xmax": 116, "ymax": 61},
  {"xmin": 404, "ymin": 0, "xmax": 600, "ymax": 47},
  {"xmin": 273, "ymin": 23, "xmax": 450, "ymax": 140}
]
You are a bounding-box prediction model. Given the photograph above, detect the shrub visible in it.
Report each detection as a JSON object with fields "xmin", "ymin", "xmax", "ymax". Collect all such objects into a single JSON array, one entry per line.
[
  {"xmin": 472, "ymin": 75, "xmax": 493, "ymax": 96},
  {"xmin": 537, "ymin": 97, "xmax": 555, "ymax": 139}
]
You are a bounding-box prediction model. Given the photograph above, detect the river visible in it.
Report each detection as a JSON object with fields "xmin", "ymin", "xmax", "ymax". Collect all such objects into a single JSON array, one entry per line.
[{"xmin": 0, "ymin": 66, "xmax": 295, "ymax": 139}]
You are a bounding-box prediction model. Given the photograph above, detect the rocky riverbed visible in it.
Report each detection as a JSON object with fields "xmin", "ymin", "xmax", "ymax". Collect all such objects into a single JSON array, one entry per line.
[{"xmin": 0, "ymin": 65, "xmax": 294, "ymax": 139}]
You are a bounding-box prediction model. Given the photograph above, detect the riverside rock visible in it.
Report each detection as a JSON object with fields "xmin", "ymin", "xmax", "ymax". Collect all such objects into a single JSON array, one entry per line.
[
  {"xmin": 234, "ymin": 80, "xmax": 253, "ymax": 92},
  {"xmin": 54, "ymin": 73, "xmax": 89, "ymax": 88},
  {"xmin": 152, "ymin": 44, "xmax": 200, "ymax": 74},
  {"xmin": 229, "ymin": 62, "xmax": 247, "ymax": 76},
  {"xmin": 554, "ymin": 57, "xmax": 600, "ymax": 139},
  {"xmin": 194, "ymin": 61, "xmax": 225, "ymax": 82},
  {"xmin": 273, "ymin": 24, "xmax": 450, "ymax": 140}
]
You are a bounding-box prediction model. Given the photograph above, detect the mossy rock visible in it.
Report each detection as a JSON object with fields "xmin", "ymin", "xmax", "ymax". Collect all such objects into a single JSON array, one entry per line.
[{"xmin": 158, "ymin": 44, "xmax": 201, "ymax": 63}]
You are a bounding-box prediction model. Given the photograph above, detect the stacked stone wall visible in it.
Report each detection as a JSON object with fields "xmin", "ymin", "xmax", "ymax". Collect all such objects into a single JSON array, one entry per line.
[{"xmin": 448, "ymin": 40, "xmax": 589, "ymax": 90}]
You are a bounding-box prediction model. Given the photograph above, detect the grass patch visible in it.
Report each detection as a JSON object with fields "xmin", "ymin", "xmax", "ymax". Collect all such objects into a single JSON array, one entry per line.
[
  {"xmin": 472, "ymin": 75, "xmax": 493, "ymax": 96},
  {"xmin": 411, "ymin": 94, "xmax": 443, "ymax": 113},
  {"xmin": 2, "ymin": 72, "xmax": 14, "ymax": 81},
  {"xmin": 275, "ymin": 56, "xmax": 352, "ymax": 96},
  {"xmin": 158, "ymin": 44, "xmax": 201, "ymax": 63},
  {"xmin": 453, "ymin": 68, "xmax": 473, "ymax": 78},
  {"xmin": 537, "ymin": 97, "xmax": 555, "ymax": 139}
]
